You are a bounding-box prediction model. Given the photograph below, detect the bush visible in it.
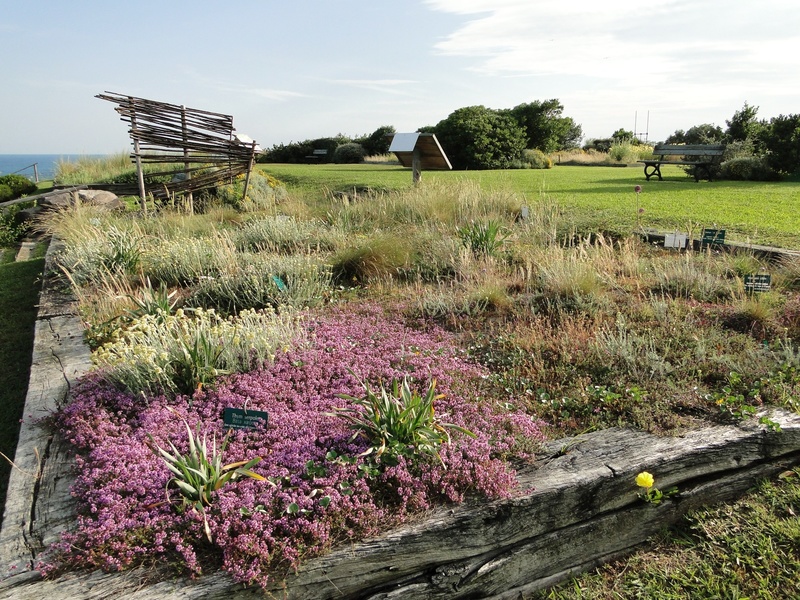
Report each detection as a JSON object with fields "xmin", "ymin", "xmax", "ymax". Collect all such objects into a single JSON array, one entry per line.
[
  {"xmin": 214, "ymin": 171, "xmax": 286, "ymax": 211},
  {"xmin": 0, "ymin": 205, "xmax": 32, "ymax": 247},
  {"xmin": 0, "ymin": 175, "xmax": 37, "ymax": 202},
  {"xmin": 333, "ymin": 143, "xmax": 366, "ymax": 164},
  {"xmin": 608, "ymin": 142, "xmax": 641, "ymax": 163},
  {"xmin": 433, "ymin": 105, "xmax": 527, "ymax": 170},
  {"xmin": 93, "ymin": 306, "xmax": 302, "ymax": 397},
  {"xmin": 720, "ymin": 157, "xmax": 779, "ymax": 181},
  {"xmin": 331, "ymin": 234, "xmax": 414, "ymax": 284},
  {"xmin": 522, "ymin": 149, "xmax": 553, "ymax": 169}
]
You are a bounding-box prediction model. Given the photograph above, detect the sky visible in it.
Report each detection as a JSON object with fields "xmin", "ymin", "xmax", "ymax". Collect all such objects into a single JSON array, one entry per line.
[{"xmin": 2, "ymin": 0, "xmax": 800, "ymax": 154}]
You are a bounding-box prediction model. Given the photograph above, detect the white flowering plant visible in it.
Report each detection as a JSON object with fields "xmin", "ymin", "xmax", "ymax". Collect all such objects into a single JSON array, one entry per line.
[{"xmin": 94, "ymin": 306, "xmax": 302, "ymax": 397}]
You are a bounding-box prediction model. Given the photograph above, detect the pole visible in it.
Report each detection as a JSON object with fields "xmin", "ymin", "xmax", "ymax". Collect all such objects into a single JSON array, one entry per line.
[
  {"xmin": 181, "ymin": 105, "xmax": 193, "ymax": 214},
  {"xmin": 412, "ymin": 148, "xmax": 422, "ymax": 185},
  {"xmin": 241, "ymin": 141, "xmax": 257, "ymax": 205},
  {"xmin": 129, "ymin": 99, "xmax": 148, "ymax": 215}
]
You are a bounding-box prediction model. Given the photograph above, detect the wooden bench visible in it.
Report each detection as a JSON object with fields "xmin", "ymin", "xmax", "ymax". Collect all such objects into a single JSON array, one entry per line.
[
  {"xmin": 304, "ymin": 148, "xmax": 328, "ymax": 163},
  {"xmin": 639, "ymin": 144, "xmax": 725, "ymax": 181}
]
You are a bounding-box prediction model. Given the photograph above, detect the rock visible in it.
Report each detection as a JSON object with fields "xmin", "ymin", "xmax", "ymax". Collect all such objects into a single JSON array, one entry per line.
[
  {"xmin": 14, "ymin": 205, "xmax": 44, "ymax": 225},
  {"xmin": 38, "ymin": 189, "xmax": 122, "ymax": 211}
]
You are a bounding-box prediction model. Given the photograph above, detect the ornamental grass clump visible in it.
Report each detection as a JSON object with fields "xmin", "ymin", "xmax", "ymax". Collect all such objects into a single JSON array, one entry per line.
[
  {"xmin": 190, "ymin": 253, "xmax": 332, "ymax": 312},
  {"xmin": 51, "ymin": 302, "xmax": 545, "ymax": 587},
  {"xmin": 233, "ymin": 215, "xmax": 338, "ymax": 254},
  {"xmin": 333, "ymin": 377, "xmax": 476, "ymax": 467},
  {"xmin": 458, "ymin": 219, "xmax": 510, "ymax": 257},
  {"xmin": 54, "ymin": 217, "xmax": 147, "ymax": 285},
  {"xmin": 94, "ymin": 306, "xmax": 302, "ymax": 397}
]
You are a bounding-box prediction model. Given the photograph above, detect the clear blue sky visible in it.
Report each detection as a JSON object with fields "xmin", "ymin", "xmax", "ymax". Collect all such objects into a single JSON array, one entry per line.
[{"xmin": 3, "ymin": 0, "xmax": 799, "ymax": 154}]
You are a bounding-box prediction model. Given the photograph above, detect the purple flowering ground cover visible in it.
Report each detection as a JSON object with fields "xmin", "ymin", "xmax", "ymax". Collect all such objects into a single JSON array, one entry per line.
[{"xmin": 48, "ymin": 302, "xmax": 545, "ymax": 588}]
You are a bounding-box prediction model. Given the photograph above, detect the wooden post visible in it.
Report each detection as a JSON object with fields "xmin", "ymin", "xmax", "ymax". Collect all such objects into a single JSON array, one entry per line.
[
  {"xmin": 129, "ymin": 99, "xmax": 148, "ymax": 216},
  {"xmin": 33, "ymin": 163, "xmax": 39, "ymax": 183},
  {"xmin": 181, "ymin": 105, "xmax": 193, "ymax": 215},
  {"xmin": 412, "ymin": 148, "xmax": 422, "ymax": 185},
  {"xmin": 241, "ymin": 141, "xmax": 257, "ymax": 205}
]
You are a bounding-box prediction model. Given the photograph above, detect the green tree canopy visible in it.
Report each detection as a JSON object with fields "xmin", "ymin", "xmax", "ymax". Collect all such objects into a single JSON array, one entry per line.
[
  {"xmin": 760, "ymin": 113, "xmax": 800, "ymax": 175},
  {"xmin": 433, "ymin": 105, "xmax": 527, "ymax": 170},
  {"xmin": 357, "ymin": 125, "xmax": 396, "ymax": 156},
  {"xmin": 507, "ymin": 99, "xmax": 583, "ymax": 153},
  {"xmin": 726, "ymin": 102, "xmax": 763, "ymax": 143},
  {"xmin": 666, "ymin": 124, "xmax": 724, "ymax": 145}
]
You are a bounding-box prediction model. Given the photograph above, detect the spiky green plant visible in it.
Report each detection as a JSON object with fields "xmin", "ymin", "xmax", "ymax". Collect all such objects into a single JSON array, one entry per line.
[
  {"xmin": 458, "ymin": 219, "xmax": 509, "ymax": 257},
  {"xmin": 150, "ymin": 412, "xmax": 267, "ymax": 540},
  {"xmin": 333, "ymin": 377, "xmax": 475, "ymax": 468}
]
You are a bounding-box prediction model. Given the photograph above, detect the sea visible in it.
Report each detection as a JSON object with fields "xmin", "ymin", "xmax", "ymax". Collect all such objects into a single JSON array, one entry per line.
[{"xmin": 0, "ymin": 154, "xmax": 107, "ymax": 182}]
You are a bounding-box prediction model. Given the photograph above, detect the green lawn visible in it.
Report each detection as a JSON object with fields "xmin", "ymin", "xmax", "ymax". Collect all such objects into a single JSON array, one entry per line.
[
  {"xmin": 259, "ymin": 163, "xmax": 800, "ymax": 249},
  {"xmin": 0, "ymin": 257, "xmax": 44, "ymax": 526}
]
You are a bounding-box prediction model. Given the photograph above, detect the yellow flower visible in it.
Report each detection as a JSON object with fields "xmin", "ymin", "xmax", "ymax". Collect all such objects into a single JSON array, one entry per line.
[{"xmin": 636, "ymin": 471, "xmax": 654, "ymax": 489}]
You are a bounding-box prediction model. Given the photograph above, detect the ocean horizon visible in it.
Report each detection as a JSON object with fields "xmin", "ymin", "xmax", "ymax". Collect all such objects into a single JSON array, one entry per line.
[{"xmin": 0, "ymin": 154, "xmax": 109, "ymax": 181}]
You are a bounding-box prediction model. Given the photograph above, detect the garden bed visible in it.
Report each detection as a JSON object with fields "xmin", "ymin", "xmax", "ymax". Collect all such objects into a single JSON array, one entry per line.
[{"xmin": 1, "ymin": 272, "xmax": 797, "ymax": 598}]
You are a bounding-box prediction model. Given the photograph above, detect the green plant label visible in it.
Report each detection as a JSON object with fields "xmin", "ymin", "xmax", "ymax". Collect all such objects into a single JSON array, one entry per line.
[
  {"xmin": 272, "ymin": 275, "xmax": 288, "ymax": 292},
  {"xmin": 744, "ymin": 274, "xmax": 771, "ymax": 293},
  {"xmin": 701, "ymin": 228, "xmax": 726, "ymax": 246},
  {"xmin": 223, "ymin": 407, "xmax": 269, "ymax": 430}
]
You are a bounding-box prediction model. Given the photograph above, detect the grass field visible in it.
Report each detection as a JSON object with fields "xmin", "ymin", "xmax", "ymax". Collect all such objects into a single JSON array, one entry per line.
[
  {"xmin": 260, "ymin": 162, "xmax": 800, "ymax": 250},
  {"xmin": 0, "ymin": 257, "xmax": 44, "ymax": 526}
]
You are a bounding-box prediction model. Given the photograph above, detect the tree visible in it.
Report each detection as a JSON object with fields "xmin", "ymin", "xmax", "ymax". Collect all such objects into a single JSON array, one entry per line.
[
  {"xmin": 611, "ymin": 128, "xmax": 638, "ymax": 144},
  {"xmin": 433, "ymin": 106, "xmax": 527, "ymax": 170},
  {"xmin": 508, "ymin": 100, "xmax": 583, "ymax": 153},
  {"xmin": 358, "ymin": 125, "xmax": 396, "ymax": 156},
  {"xmin": 760, "ymin": 113, "xmax": 800, "ymax": 175},
  {"xmin": 666, "ymin": 124, "xmax": 724, "ymax": 145},
  {"xmin": 726, "ymin": 102, "xmax": 763, "ymax": 143}
]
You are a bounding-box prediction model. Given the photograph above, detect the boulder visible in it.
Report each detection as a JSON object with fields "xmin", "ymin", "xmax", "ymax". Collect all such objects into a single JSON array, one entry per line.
[{"xmin": 38, "ymin": 189, "xmax": 122, "ymax": 211}]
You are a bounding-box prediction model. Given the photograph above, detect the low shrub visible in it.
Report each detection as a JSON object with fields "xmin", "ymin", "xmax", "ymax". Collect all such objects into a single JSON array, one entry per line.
[
  {"xmin": 332, "ymin": 143, "xmax": 366, "ymax": 164},
  {"xmin": 331, "ymin": 234, "xmax": 414, "ymax": 284},
  {"xmin": 522, "ymin": 148, "xmax": 553, "ymax": 169},
  {"xmin": 214, "ymin": 171, "xmax": 287, "ymax": 211},
  {"xmin": 608, "ymin": 142, "xmax": 651, "ymax": 163},
  {"xmin": 93, "ymin": 306, "xmax": 302, "ymax": 397},
  {"xmin": 0, "ymin": 174, "xmax": 37, "ymax": 201},
  {"xmin": 0, "ymin": 205, "xmax": 32, "ymax": 247},
  {"xmin": 719, "ymin": 156, "xmax": 779, "ymax": 181},
  {"xmin": 190, "ymin": 253, "xmax": 333, "ymax": 312}
]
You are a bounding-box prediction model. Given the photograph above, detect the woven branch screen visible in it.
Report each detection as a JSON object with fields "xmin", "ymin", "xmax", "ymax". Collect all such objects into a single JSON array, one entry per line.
[{"xmin": 97, "ymin": 91, "xmax": 260, "ymax": 200}]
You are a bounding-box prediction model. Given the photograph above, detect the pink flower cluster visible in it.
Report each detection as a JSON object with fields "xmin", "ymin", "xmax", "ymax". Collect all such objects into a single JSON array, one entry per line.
[{"xmin": 49, "ymin": 302, "xmax": 544, "ymax": 587}]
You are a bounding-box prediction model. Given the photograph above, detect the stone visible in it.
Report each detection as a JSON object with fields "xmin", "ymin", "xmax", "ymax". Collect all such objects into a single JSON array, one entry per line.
[{"xmin": 37, "ymin": 189, "xmax": 122, "ymax": 211}]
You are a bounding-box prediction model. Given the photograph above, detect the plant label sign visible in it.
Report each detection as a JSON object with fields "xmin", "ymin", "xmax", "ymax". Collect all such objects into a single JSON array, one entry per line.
[
  {"xmin": 701, "ymin": 228, "xmax": 726, "ymax": 247},
  {"xmin": 223, "ymin": 407, "xmax": 269, "ymax": 431},
  {"xmin": 664, "ymin": 233, "xmax": 688, "ymax": 249},
  {"xmin": 744, "ymin": 274, "xmax": 771, "ymax": 293}
]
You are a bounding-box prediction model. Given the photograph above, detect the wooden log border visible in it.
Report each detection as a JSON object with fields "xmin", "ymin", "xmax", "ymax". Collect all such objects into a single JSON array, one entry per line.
[{"xmin": 1, "ymin": 241, "xmax": 798, "ymax": 600}]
